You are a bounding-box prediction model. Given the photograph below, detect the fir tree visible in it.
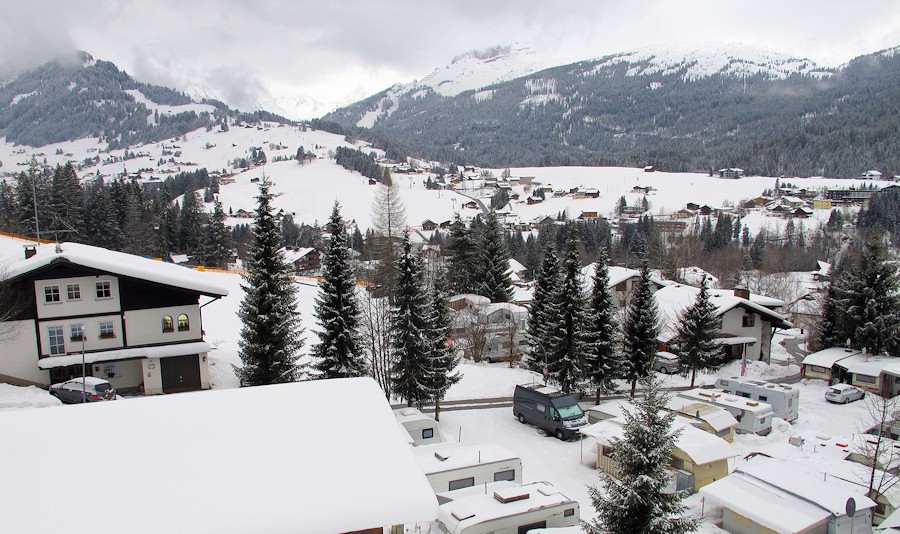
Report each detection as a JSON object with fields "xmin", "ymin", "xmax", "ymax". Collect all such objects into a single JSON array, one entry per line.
[
  {"xmin": 49, "ymin": 162, "xmax": 83, "ymax": 237},
  {"xmin": 835, "ymin": 240, "xmax": 900, "ymax": 356},
  {"xmin": 424, "ymin": 268, "xmax": 460, "ymax": 420},
  {"xmin": 545, "ymin": 232, "xmax": 587, "ymax": 394},
  {"xmin": 585, "ymin": 375, "xmax": 700, "ymax": 534},
  {"xmin": 237, "ymin": 176, "xmax": 305, "ymax": 386},
  {"xmin": 391, "ymin": 233, "xmax": 433, "ymax": 407},
  {"xmin": 476, "ymin": 211, "xmax": 513, "ymax": 302},
  {"xmin": 313, "ymin": 202, "xmax": 367, "ymax": 379},
  {"xmin": 817, "ymin": 282, "xmax": 844, "ymax": 349},
  {"xmin": 583, "ymin": 248, "xmax": 621, "ymax": 401},
  {"xmin": 202, "ymin": 199, "xmax": 232, "ymax": 267},
  {"xmin": 526, "ymin": 243, "xmax": 561, "ymax": 374},
  {"xmin": 674, "ymin": 276, "xmax": 720, "ymax": 387},
  {"xmin": 178, "ymin": 189, "xmax": 206, "ymax": 254},
  {"xmin": 446, "ymin": 214, "xmax": 478, "ymax": 294},
  {"xmin": 622, "ymin": 259, "xmax": 660, "ymax": 397}
]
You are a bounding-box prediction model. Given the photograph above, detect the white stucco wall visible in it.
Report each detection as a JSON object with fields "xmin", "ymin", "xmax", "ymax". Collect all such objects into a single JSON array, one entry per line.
[
  {"xmin": 720, "ymin": 308, "xmax": 763, "ymax": 361},
  {"xmin": 88, "ymin": 359, "xmax": 144, "ymax": 391},
  {"xmin": 0, "ymin": 320, "xmax": 48, "ymax": 385},
  {"xmin": 142, "ymin": 358, "xmax": 163, "ymax": 395},
  {"xmin": 124, "ymin": 305, "xmax": 202, "ymax": 346},
  {"xmin": 35, "ymin": 276, "xmax": 120, "ymax": 319},
  {"xmin": 38, "ymin": 315, "xmax": 124, "ymax": 356}
]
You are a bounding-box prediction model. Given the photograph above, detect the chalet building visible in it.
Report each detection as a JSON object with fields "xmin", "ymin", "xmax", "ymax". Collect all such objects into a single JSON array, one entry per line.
[
  {"xmin": 718, "ymin": 168, "xmax": 744, "ymax": 179},
  {"xmin": 421, "ymin": 219, "xmax": 438, "ymax": 231},
  {"xmin": 0, "ymin": 243, "xmax": 228, "ymax": 394},
  {"xmin": 283, "ymin": 247, "xmax": 321, "ymax": 275}
]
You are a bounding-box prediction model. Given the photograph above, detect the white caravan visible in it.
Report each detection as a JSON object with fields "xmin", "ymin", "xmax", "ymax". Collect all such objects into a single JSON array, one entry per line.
[
  {"xmin": 715, "ymin": 376, "xmax": 799, "ymax": 422},
  {"xmin": 677, "ymin": 388, "xmax": 774, "ymax": 435},
  {"xmin": 413, "ymin": 442, "xmax": 523, "ymax": 495},
  {"xmin": 394, "ymin": 407, "xmax": 445, "ymax": 446},
  {"xmin": 435, "ymin": 481, "xmax": 579, "ymax": 534}
]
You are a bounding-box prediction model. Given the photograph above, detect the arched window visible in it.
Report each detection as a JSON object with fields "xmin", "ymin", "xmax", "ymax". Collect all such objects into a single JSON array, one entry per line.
[
  {"xmin": 177, "ymin": 314, "xmax": 190, "ymax": 332},
  {"xmin": 162, "ymin": 316, "xmax": 174, "ymax": 333}
]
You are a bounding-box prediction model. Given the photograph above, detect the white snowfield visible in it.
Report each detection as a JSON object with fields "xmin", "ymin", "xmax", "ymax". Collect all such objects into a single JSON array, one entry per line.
[{"xmin": 0, "ymin": 377, "xmax": 438, "ymax": 534}]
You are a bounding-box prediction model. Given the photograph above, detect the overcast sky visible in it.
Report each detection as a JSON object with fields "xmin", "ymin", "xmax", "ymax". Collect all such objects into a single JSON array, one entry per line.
[{"xmin": 2, "ymin": 1, "xmax": 899, "ymax": 117}]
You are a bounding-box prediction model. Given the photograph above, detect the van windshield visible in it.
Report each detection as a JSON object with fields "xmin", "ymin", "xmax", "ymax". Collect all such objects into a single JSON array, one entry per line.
[{"xmin": 557, "ymin": 403, "xmax": 584, "ymax": 420}]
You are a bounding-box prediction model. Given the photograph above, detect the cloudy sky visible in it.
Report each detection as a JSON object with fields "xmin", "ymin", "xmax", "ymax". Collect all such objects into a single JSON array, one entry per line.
[{"xmin": 2, "ymin": 0, "xmax": 899, "ymax": 118}]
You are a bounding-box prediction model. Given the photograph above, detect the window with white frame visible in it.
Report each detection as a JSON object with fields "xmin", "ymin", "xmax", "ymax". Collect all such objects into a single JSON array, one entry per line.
[
  {"xmin": 66, "ymin": 284, "xmax": 81, "ymax": 300},
  {"xmin": 44, "ymin": 285, "xmax": 61, "ymax": 303},
  {"xmin": 48, "ymin": 326, "xmax": 65, "ymax": 355},
  {"xmin": 95, "ymin": 281, "xmax": 112, "ymax": 299},
  {"xmin": 99, "ymin": 321, "xmax": 115, "ymax": 338},
  {"xmin": 70, "ymin": 324, "xmax": 85, "ymax": 341}
]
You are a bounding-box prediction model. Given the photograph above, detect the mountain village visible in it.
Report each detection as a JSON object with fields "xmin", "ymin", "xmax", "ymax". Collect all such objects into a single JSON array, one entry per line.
[{"xmin": 0, "ymin": 37, "xmax": 899, "ymax": 534}]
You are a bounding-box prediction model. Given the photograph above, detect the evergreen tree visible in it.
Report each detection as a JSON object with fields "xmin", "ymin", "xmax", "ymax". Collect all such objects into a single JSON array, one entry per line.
[
  {"xmin": 446, "ymin": 214, "xmax": 478, "ymax": 294},
  {"xmin": 817, "ymin": 282, "xmax": 844, "ymax": 349},
  {"xmin": 424, "ymin": 268, "xmax": 460, "ymax": 420},
  {"xmin": 526, "ymin": 244, "xmax": 561, "ymax": 374},
  {"xmin": 586, "ymin": 375, "xmax": 700, "ymax": 534},
  {"xmin": 583, "ymin": 248, "xmax": 621, "ymax": 401},
  {"xmin": 237, "ymin": 177, "xmax": 305, "ymax": 386},
  {"xmin": 49, "ymin": 162, "xmax": 83, "ymax": 237},
  {"xmin": 475, "ymin": 211, "xmax": 513, "ymax": 302},
  {"xmin": 202, "ymin": 199, "xmax": 232, "ymax": 267},
  {"xmin": 834, "ymin": 240, "xmax": 900, "ymax": 356},
  {"xmin": 313, "ymin": 202, "xmax": 367, "ymax": 379},
  {"xmin": 622, "ymin": 259, "xmax": 660, "ymax": 397},
  {"xmin": 545, "ymin": 232, "xmax": 587, "ymax": 394},
  {"xmin": 178, "ymin": 189, "xmax": 206, "ymax": 254},
  {"xmin": 674, "ymin": 276, "xmax": 721, "ymax": 387},
  {"xmin": 391, "ymin": 233, "xmax": 433, "ymax": 407},
  {"xmin": 82, "ymin": 181, "xmax": 123, "ymax": 250}
]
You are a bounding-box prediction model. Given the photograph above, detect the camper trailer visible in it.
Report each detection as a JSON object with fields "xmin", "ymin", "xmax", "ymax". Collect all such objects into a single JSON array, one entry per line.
[
  {"xmin": 513, "ymin": 384, "xmax": 589, "ymax": 440},
  {"xmin": 412, "ymin": 442, "xmax": 523, "ymax": 495},
  {"xmin": 677, "ymin": 388, "xmax": 774, "ymax": 435},
  {"xmin": 665, "ymin": 397, "xmax": 738, "ymax": 443},
  {"xmin": 394, "ymin": 407, "xmax": 445, "ymax": 446},
  {"xmin": 435, "ymin": 481, "xmax": 579, "ymax": 534},
  {"xmin": 715, "ymin": 376, "xmax": 799, "ymax": 422}
]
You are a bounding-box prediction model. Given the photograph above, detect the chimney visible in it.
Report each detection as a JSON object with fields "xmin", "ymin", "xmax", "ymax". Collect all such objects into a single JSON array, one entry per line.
[
  {"xmin": 24, "ymin": 245, "xmax": 37, "ymax": 259},
  {"xmin": 733, "ymin": 286, "xmax": 750, "ymax": 300}
]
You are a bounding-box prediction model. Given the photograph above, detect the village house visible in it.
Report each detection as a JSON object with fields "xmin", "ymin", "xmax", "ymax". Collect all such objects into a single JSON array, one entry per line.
[
  {"xmin": 580, "ymin": 264, "xmax": 667, "ymax": 308},
  {"xmin": 449, "ymin": 295, "xmax": 528, "ymax": 363},
  {"xmin": 718, "ymin": 168, "xmax": 744, "ymax": 179},
  {"xmin": 282, "ymin": 246, "xmax": 321, "ymax": 275},
  {"xmin": 0, "ymin": 243, "xmax": 228, "ymax": 394}
]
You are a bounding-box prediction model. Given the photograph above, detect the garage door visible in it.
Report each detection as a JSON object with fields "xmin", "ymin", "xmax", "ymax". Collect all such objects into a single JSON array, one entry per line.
[{"xmin": 160, "ymin": 354, "xmax": 201, "ymax": 393}]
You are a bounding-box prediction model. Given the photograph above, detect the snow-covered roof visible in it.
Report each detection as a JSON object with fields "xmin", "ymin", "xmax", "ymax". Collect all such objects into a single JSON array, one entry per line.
[
  {"xmin": 709, "ymin": 288, "xmax": 785, "ymax": 308},
  {"xmin": 1, "ymin": 242, "xmax": 228, "ymax": 297},
  {"xmin": 481, "ymin": 302, "xmax": 528, "ymax": 318},
  {"xmin": 437, "ymin": 481, "xmax": 576, "ymax": 532},
  {"xmin": 580, "ymin": 412, "xmax": 736, "ymax": 465},
  {"xmin": 677, "ymin": 266, "xmax": 719, "ymax": 287},
  {"xmin": 580, "ymin": 264, "xmax": 667, "ymax": 291},
  {"xmin": 677, "ymin": 388, "xmax": 775, "ymax": 415},
  {"xmin": 665, "ymin": 398, "xmax": 738, "ymax": 432},
  {"xmin": 38, "ymin": 341, "xmax": 212, "ymax": 369},
  {"xmin": 654, "ymin": 284, "xmax": 792, "ymax": 332},
  {"xmin": 449, "ymin": 293, "xmax": 491, "ymax": 307},
  {"xmin": 877, "ymin": 508, "xmax": 900, "ymax": 531},
  {"xmin": 508, "ymin": 258, "xmax": 526, "ymax": 274},
  {"xmin": 281, "ymin": 246, "xmax": 316, "ymax": 263},
  {"xmin": 802, "ymin": 347, "xmax": 860, "ymax": 369},
  {"xmin": 394, "ymin": 406, "xmax": 436, "ymax": 425},
  {"xmin": 413, "ymin": 442, "xmax": 519, "ymax": 475},
  {"xmin": 835, "ymin": 353, "xmax": 900, "ymax": 377},
  {"xmin": 0, "ymin": 377, "xmax": 438, "ymax": 533}
]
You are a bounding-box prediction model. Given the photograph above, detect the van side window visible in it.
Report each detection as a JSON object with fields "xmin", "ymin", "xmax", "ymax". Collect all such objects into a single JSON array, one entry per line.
[
  {"xmin": 448, "ymin": 477, "xmax": 475, "ymax": 491},
  {"xmin": 494, "ymin": 469, "xmax": 516, "ymax": 482},
  {"xmin": 537, "ymin": 404, "xmax": 546, "ymax": 413}
]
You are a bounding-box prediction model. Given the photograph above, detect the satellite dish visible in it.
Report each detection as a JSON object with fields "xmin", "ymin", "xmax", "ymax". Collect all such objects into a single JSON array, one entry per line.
[{"xmin": 846, "ymin": 497, "xmax": 856, "ymax": 517}]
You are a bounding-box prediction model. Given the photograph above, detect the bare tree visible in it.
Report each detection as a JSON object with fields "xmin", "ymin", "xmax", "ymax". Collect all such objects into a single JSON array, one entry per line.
[
  {"xmin": 371, "ymin": 174, "xmax": 407, "ymax": 302},
  {"xmin": 455, "ymin": 309, "xmax": 489, "ymax": 363},
  {"xmin": 0, "ymin": 266, "xmax": 28, "ymax": 342},
  {"xmin": 358, "ymin": 289, "xmax": 393, "ymax": 397},
  {"xmin": 856, "ymin": 393, "xmax": 900, "ymax": 510},
  {"xmin": 502, "ymin": 314, "xmax": 522, "ymax": 367}
]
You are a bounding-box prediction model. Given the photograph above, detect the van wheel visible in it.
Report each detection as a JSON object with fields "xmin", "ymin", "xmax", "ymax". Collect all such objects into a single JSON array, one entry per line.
[
  {"xmin": 517, "ymin": 414, "xmax": 526, "ymax": 424},
  {"xmin": 555, "ymin": 429, "xmax": 565, "ymax": 440}
]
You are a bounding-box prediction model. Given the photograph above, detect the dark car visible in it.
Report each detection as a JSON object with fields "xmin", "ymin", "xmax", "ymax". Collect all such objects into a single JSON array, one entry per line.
[{"xmin": 49, "ymin": 377, "xmax": 117, "ymax": 404}]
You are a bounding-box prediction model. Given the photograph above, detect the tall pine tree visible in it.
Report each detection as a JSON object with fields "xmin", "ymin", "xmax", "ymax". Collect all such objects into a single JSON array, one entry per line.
[
  {"xmin": 545, "ymin": 232, "xmax": 587, "ymax": 394},
  {"xmin": 313, "ymin": 202, "xmax": 367, "ymax": 379},
  {"xmin": 391, "ymin": 233, "xmax": 433, "ymax": 407},
  {"xmin": 586, "ymin": 375, "xmax": 700, "ymax": 534},
  {"xmin": 674, "ymin": 276, "xmax": 720, "ymax": 387},
  {"xmin": 476, "ymin": 211, "xmax": 513, "ymax": 302},
  {"xmin": 622, "ymin": 259, "xmax": 660, "ymax": 397},
  {"xmin": 424, "ymin": 268, "xmax": 460, "ymax": 420},
  {"xmin": 526, "ymin": 243, "xmax": 561, "ymax": 374},
  {"xmin": 817, "ymin": 282, "xmax": 844, "ymax": 349},
  {"xmin": 583, "ymin": 248, "xmax": 621, "ymax": 401},
  {"xmin": 446, "ymin": 214, "xmax": 478, "ymax": 294},
  {"xmin": 237, "ymin": 176, "xmax": 305, "ymax": 386}
]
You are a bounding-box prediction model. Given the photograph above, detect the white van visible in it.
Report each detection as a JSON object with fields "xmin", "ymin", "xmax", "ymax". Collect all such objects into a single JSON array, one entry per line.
[
  {"xmin": 715, "ymin": 376, "xmax": 799, "ymax": 422},
  {"xmin": 677, "ymin": 388, "xmax": 774, "ymax": 436},
  {"xmin": 435, "ymin": 481, "xmax": 579, "ymax": 534},
  {"xmin": 413, "ymin": 442, "xmax": 523, "ymax": 495},
  {"xmin": 394, "ymin": 407, "xmax": 445, "ymax": 446}
]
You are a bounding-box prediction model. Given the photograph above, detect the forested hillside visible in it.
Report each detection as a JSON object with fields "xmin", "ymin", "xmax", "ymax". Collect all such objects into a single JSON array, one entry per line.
[{"xmin": 325, "ymin": 47, "xmax": 900, "ymax": 177}]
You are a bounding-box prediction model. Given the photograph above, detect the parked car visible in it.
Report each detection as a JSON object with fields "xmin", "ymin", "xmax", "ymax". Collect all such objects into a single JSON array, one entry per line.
[
  {"xmin": 653, "ymin": 352, "xmax": 680, "ymax": 374},
  {"xmin": 825, "ymin": 384, "xmax": 865, "ymax": 404},
  {"xmin": 49, "ymin": 377, "xmax": 117, "ymax": 404},
  {"xmin": 513, "ymin": 384, "xmax": 588, "ymax": 440}
]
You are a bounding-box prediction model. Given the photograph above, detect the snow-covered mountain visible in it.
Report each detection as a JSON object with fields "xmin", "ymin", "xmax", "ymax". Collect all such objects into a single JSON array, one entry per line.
[{"xmin": 587, "ymin": 42, "xmax": 832, "ymax": 80}]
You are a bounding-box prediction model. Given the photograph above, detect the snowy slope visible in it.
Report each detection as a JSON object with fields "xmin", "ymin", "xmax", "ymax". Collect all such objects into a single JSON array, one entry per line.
[{"xmin": 588, "ymin": 42, "xmax": 832, "ymax": 81}]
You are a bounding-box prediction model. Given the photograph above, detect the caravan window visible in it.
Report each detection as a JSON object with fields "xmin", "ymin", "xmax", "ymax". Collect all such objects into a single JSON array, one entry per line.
[
  {"xmin": 494, "ymin": 469, "xmax": 516, "ymax": 482},
  {"xmin": 449, "ymin": 477, "xmax": 475, "ymax": 491},
  {"xmin": 422, "ymin": 428, "xmax": 434, "ymax": 440}
]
